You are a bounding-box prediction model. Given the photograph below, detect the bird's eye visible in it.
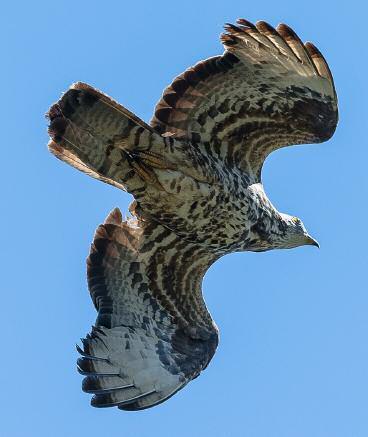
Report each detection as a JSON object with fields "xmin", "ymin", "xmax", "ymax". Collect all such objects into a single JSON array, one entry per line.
[{"xmin": 292, "ymin": 216, "xmax": 300, "ymax": 224}]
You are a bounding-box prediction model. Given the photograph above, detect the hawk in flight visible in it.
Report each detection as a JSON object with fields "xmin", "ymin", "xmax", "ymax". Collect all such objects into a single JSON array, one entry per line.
[{"xmin": 47, "ymin": 19, "xmax": 338, "ymax": 410}]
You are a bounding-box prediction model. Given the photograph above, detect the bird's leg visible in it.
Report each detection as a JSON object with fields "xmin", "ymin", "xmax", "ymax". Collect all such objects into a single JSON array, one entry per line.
[{"xmin": 133, "ymin": 150, "xmax": 178, "ymax": 171}]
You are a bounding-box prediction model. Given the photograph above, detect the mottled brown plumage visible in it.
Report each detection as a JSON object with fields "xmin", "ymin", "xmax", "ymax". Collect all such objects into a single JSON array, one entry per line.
[{"xmin": 47, "ymin": 19, "xmax": 337, "ymax": 410}]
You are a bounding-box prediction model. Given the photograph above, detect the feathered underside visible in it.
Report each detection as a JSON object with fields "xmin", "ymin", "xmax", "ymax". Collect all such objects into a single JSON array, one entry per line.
[
  {"xmin": 151, "ymin": 19, "xmax": 338, "ymax": 179},
  {"xmin": 77, "ymin": 208, "xmax": 218, "ymax": 410},
  {"xmin": 46, "ymin": 18, "xmax": 338, "ymax": 411}
]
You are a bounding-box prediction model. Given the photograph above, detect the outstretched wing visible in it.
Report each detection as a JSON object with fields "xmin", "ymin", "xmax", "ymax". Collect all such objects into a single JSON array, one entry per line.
[
  {"xmin": 151, "ymin": 19, "xmax": 338, "ymax": 179},
  {"xmin": 77, "ymin": 208, "xmax": 218, "ymax": 410}
]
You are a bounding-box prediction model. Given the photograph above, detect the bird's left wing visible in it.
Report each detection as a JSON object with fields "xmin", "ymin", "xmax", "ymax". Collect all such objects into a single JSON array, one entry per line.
[
  {"xmin": 150, "ymin": 19, "xmax": 338, "ymax": 180},
  {"xmin": 78, "ymin": 208, "xmax": 218, "ymax": 410}
]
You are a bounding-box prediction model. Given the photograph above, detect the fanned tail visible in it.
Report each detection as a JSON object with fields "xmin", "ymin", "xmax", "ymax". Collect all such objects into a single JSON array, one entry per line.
[{"xmin": 47, "ymin": 82, "xmax": 174, "ymax": 193}]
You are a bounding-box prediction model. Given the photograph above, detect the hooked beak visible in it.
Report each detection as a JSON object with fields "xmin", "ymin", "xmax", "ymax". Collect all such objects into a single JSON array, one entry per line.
[{"xmin": 305, "ymin": 235, "xmax": 320, "ymax": 248}]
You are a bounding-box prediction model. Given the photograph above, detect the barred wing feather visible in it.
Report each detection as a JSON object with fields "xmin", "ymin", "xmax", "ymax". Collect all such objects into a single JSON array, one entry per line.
[
  {"xmin": 78, "ymin": 208, "xmax": 218, "ymax": 410},
  {"xmin": 151, "ymin": 19, "xmax": 338, "ymax": 179}
]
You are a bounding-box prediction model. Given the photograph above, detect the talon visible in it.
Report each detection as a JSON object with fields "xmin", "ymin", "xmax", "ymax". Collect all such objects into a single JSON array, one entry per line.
[
  {"xmin": 136, "ymin": 150, "xmax": 177, "ymax": 171},
  {"xmin": 129, "ymin": 159, "xmax": 164, "ymax": 190}
]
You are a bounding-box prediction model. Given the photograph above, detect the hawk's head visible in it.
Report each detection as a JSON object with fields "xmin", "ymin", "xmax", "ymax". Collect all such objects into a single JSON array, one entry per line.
[{"xmin": 278, "ymin": 214, "xmax": 319, "ymax": 249}]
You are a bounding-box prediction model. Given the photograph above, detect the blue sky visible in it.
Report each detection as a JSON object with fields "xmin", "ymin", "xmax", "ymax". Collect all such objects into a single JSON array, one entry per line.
[{"xmin": 2, "ymin": 0, "xmax": 367, "ymax": 436}]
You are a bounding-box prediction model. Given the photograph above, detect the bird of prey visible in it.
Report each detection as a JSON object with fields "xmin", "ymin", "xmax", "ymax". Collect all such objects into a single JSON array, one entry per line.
[{"xmin": 47, "ymin": 18, "xmax": 338, "ymax": 410}]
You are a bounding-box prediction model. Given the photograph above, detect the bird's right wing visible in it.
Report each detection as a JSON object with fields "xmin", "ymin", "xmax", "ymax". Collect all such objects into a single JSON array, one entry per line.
[{"xmin": 78, "ymin": 208, "xmax": 219, "ymax": 411}]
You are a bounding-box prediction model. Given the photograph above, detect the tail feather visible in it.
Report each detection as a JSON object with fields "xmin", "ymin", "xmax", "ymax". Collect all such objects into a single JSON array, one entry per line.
[{"xmin": 47, "ymin": 82, "xmax": 169, "ymax": 194}]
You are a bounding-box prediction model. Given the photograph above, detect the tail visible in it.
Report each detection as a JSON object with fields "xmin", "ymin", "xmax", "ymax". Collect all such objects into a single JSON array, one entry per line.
[{"xmin": 47, "ymin": 82, "xmax": 173, "ymax": 193}]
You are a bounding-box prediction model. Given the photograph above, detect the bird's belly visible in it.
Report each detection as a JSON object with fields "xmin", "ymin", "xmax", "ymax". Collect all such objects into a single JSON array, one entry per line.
[{"xmin": 137, "ymin": 185, "xmax": 259, "ymax": 253}]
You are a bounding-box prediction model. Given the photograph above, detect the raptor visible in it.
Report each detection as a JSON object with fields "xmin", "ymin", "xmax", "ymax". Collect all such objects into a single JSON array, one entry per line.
[{"xmin": 47, "ymin": 18, "xmax": 338, "ymax": 410}]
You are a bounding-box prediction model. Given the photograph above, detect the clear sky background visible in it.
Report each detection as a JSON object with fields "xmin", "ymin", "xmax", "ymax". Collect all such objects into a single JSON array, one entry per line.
[{"xmin": 2, "ymin": 1, "xmax": 367, "ymax": 436}]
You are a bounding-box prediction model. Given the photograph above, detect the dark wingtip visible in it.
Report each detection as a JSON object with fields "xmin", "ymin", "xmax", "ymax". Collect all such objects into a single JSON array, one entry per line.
[
  {"xmin": 220, "ymin": 33, "xmax": 238, "ymax": 47},
  {"xmin": 236, "ymin": 18, "xmax": 257, "ymax": 29},
  {"xmin": 223, "ymin": 23, "xmax": 244, "ymax": 38},
  {"xmin": 304, "ymin": 41, "xmax": 322, "ymax": 59},
  {"xmin": 76, "ymin": 344, "xmax": 84, "ymax": 355},
  {"xmin": 276, "ymin": 23, "xmax": 300, "ymax": 42},
  {"xmin": 256, "ymin": 20, "xmax": 276, "ymax": 34}
]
